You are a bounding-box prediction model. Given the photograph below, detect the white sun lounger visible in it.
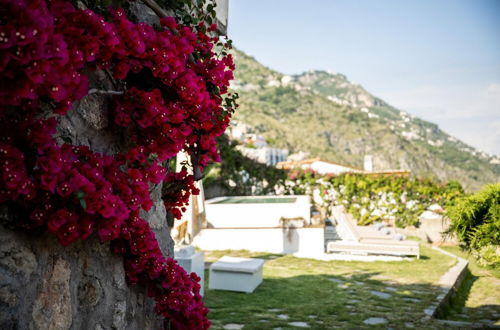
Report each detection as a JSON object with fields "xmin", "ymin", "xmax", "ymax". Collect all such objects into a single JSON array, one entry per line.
[{"xmin": 328, "ymin": 206, "xmax": 420, "ymax": 258}]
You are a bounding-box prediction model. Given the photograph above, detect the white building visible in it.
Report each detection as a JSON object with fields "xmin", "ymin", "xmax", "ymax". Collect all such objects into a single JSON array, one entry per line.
[
  {"xmin": 277, "ymin": 157, "xmax": 411, "ymax": 177},
  {"xmin": 238, "ymin": 146, "xmax": 289, "ymax": 166},
  {"xmin": 227, "ymin": 121, "xmax": 250, "ymax": 142},
  {"xmin": 277, "ymin": 158, "xmax": 364, "ymax": 175},
  {"xmin": 227, "ymin": 121, "xmax": 289, "ymax": 166}
]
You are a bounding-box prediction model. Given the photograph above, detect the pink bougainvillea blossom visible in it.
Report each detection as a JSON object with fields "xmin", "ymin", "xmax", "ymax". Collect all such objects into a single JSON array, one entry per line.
[{"xmin": 0, "ymin": 0, "xmax": 236, "ymax": 328}]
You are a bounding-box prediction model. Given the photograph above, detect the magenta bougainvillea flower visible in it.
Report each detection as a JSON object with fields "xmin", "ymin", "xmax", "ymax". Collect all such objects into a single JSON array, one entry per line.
[{"xmin": 0, "ymin": 0, "xmax": 236, "ymax": 328}]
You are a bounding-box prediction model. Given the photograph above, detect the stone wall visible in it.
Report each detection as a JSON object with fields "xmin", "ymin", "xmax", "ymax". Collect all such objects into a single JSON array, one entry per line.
[
  {"xmin": 0, "ymin": 4, "xmax": 174, "ymax": 326},
  {"xmin": 0, "ymin": 219, "xmax": 172, "ymax": 329},
  {"xmin": 0, "ymin": 81, "xmax": 174, "ymax": 330}
]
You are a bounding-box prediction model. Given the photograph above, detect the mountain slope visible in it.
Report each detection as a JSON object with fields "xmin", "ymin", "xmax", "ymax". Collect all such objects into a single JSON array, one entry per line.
[{"xmin": 230, "ymin": 49, "xmax": 500, "ymax": 191}]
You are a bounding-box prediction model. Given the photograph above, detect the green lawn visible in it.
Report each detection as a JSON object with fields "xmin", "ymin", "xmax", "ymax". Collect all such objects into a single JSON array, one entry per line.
[
  {"xmin": 203, "ymin": 245, "xmax": 460, "ymax": 329},
  {"xmin": 439, "ymin": 246, "xmax": 500, "ymax": 325}
]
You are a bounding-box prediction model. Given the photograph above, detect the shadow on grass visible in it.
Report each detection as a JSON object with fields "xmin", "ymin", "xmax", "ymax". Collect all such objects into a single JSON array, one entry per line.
[
  {"xmin": 252, "ymin": 252, "xmax": 286, "ymax": 260},
  {"xmin": 204, "ymin": 270, "xmax": 445, "ymax": 329},
  {"xmin": 438, "ymin": 269, "xmax": 499, "ymax": 327},
  {"xmin": 202, "ymin": 248, "xmax": 499, "ymax": 328},
  {"xmin": 437, "ymin": 268, "xmax": 477, "ymax": 318}
]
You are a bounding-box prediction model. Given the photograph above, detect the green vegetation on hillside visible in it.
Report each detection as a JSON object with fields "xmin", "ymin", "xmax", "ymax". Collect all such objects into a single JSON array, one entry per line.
[{"xmin": 231, "ymin": 49, "xmax": 499, "ymax": 191}]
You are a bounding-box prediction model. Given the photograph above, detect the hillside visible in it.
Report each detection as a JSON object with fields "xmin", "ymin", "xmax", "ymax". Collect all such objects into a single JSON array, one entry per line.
[{"xmin": 230, "ymin": 49, "xmax": 500, "ymax": 191}]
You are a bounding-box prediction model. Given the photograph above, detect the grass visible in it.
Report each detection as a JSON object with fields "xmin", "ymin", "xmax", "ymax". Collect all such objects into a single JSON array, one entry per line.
[
  {"xmin": 439, "ymin": 246, "xmax": 500, "ymax": 325},
  {"xmin": 203, "ymin": 245, "xmax": 460, "ymax": 329}
]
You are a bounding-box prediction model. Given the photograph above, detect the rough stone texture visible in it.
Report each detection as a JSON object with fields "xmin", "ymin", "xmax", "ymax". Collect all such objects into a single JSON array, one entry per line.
[
  {"xmin": 78, "ymin": 276, "xmax": 103, "ymax": 308},
  {"xmin": 1, "ymin": 200, "xmax": 173, "ymax": 330},
  {"xmin": 32, "ymin": 258, "xmax": 72, "ymax": 330},
  {"xmin": 112, "ymin": 301, "xmax": 127, "ymax": 330},
  {"xmin": 0, "ymin": 13, "xmax": 175, "ymax": 327},
  {"xmin": 0, "ymin": 287, "xmax": 18, "ymax": 308},
  {"xmin": 0, "ymin": 230, "xmax": 37, "ymax": 279}
]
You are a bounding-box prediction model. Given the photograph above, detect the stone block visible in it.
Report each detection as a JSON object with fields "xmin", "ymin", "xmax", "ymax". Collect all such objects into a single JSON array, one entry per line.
[
  {"xmin": 209, "ymin": 256, "xmax": 264, "ymax": 293},
  {"xmin": 175, "ymin": 247, "xmax": 205, "ymax": 296}
]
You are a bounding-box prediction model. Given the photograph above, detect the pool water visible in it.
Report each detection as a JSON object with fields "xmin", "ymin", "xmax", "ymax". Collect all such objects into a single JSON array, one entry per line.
[{"xmin": 212, "ymin": 197, "xmax": 297, "ymax": 204}]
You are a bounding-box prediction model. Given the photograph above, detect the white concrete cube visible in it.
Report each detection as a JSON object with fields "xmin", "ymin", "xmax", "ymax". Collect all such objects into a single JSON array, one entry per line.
[
  {"xmin": 175, "ymin": 247, "xmax": 205, "ymax": 296},
  {"xmin": 209, "ymin": 256, "xmax": 264, "ymax": 293}
]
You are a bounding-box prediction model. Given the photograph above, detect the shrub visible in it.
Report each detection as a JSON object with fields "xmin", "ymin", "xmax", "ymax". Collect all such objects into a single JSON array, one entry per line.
[
  {"xmin": 446, "ymin": 183, "xmax": 500, "ymax": 268},
  {"xmin": 289, "ymin": 171, "xmax": 464, "ymax": 227},
  {"xmin": 203, "ymin": 135, "xmax": 288, "ymax": 196}
]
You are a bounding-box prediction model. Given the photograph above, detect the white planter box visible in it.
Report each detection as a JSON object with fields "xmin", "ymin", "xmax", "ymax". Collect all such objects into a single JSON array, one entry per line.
[
  {"xmin": 209, "ymin": 256, "xmax": 264, "ymax": 293},
  {"xmin": 174, "ymin": 247, "xmax": 205, "ymax": 296}
]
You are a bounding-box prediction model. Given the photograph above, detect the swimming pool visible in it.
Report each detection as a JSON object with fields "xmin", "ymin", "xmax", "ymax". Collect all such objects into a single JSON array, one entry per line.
[
  {"xmin": 205, "ymin": 195, "xmax": 311, "ymax": 228},
  {"xmin": 209, "ymin": 196, "xmax": 298, "ymax": 204}
]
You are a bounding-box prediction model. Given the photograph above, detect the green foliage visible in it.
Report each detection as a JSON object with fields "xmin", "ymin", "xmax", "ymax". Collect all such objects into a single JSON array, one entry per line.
[
  {"xmin": 155, "ymin": 0, "xmax": 218, "ymax": 27},
  {"xmin": 77, "ymin": 0, "xmax": 131, "ymax": 15},
  {"xmin": 203, "ymin": 135, "xmax": 288, "ymax": 196},
  {"xmin": 289, "ymin": 171, "xmax": 464, "ymax": 228},
  {"xmin": 446, "ymin": 183, "xmax": 500, "ymax": 268}
]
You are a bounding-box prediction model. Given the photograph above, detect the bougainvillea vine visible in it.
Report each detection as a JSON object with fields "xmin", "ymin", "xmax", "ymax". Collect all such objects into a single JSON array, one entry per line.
[{"xmin": 0, "ymin": 0, "xmax": 237, "ymax": 328}]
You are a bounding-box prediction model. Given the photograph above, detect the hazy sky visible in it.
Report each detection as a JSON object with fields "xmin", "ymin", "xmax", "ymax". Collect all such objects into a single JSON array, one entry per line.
[{"xmin": 228, "ymin": 0, "xmax": 500, "ymax": 156}]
